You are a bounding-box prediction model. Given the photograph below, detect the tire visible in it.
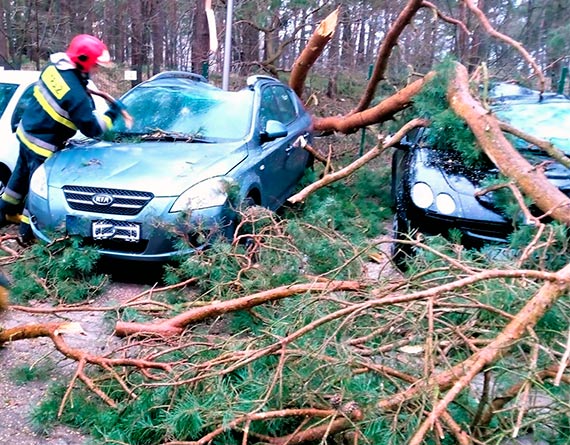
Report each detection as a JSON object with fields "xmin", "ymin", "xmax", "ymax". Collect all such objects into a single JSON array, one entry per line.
[
  {"xmin": 234, "ymin": 196, "xmax": 257, "ymax": 248},
  {"xmin": 391, "ymin": 211, "xmax": 415, "ymax": 271},
  {"xmin": 0, "ymin": 165, "xmax": 10, "ymax": 196}
]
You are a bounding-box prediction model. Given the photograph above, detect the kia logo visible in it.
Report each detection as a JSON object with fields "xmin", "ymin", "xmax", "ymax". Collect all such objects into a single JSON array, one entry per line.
[{"xmin": 92, "ymin": 193, "xmax": 114, "ymax": 206}]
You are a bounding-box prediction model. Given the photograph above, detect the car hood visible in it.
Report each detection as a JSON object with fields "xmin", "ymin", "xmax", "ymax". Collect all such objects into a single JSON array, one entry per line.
[
  {"xmin": 45, "ymin": 140, "xmax": 247, "ymax": 196},
  {"xmin": 425, "ymin": 148, "xmax": 570, "ymax": 190}
]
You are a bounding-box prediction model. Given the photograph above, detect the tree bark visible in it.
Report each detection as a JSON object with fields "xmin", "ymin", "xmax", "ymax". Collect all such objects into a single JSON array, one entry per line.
[
  {"xmin": 191, "ymin": 0, "xmax": 209, "ymax": 75},
  {"xmin": 313, "ymin": 71, "xmax": 435, "ymax": 134},
  {"xmin": 289, "ymin": 7, "xmax": 339, "ymax": 99},
  {"xmin": 115, "ymin": 280, "xmax": 361, "ymax": 337},
  {"xmin": 354, "ymin": 0, "xmax": 424, "ymax": 113},
  {"xmin": 405, "ymin": 259, "xmax": 570, "ymax": 445}
]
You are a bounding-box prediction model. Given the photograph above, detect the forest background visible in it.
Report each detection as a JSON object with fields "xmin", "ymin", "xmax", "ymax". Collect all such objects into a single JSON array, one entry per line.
[{"xmin": 2, "ymin": 0, "xmax": 569, "ymax": 95}]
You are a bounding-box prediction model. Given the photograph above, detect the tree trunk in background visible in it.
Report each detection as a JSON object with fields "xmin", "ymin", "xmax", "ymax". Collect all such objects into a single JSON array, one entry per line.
[
  {"xmin": 150, "ymin": 0, "xmax": 164, "ymax": 76},
  {"xmin": 467, "ymin": 0, "xmax": 489, "ymax": 73},
  {"xmin": 356, "ymin": 0, "xmax": 367, "ymax": 67},
  {"xmin": 365, "ymin": 14, "xmax": 378, "ymax": 66},
  {"xmin": 456, "ymin": 1, "xmax": 468, "ymax": 65},
  {"xmin": 340, "ymin": 7, "xmax": 354, "ymax": 69},
  {"xmin": 263, "ymin": 12, "xmax": 281, "ymax": 71},
  {"xmin": 238, "ymin": 21, "xmax": 259, "ymax": 75},
  {"xmin": 129, "ymin": 0, "xmax": 144, "ymax": 86},
  {"xmin": 191, "ymin": 0, "xmax": 209, "ymax": 76},
  {"xmin": 165, "ymin": 2, "xmax": 179, "ymax": 69},
  {"xmin": 0, "ymin": 2, "xmax": 9, "ymax": 68},
  {"xmin": 544, "ymin": 1, "xmax": 568, "ymax": 90}
]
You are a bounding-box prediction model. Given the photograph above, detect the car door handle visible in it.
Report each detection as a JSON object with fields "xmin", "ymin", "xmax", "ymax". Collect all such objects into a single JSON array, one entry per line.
[{"xmin": 285, "ymin": 145, "xmax": 294, "ymax": 153}]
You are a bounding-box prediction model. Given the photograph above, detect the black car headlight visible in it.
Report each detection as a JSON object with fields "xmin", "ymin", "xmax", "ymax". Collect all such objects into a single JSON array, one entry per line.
[
  {"xmin": 410, "ymin": 182, "xmax": 434, "ymax": 209},
  {"xmin": 411, "ymin": 182, "xmax": 457, "ymax": 215},
  {"xmin": 435, "ymin": 193, "xmax": 457, "ymax": 215}
]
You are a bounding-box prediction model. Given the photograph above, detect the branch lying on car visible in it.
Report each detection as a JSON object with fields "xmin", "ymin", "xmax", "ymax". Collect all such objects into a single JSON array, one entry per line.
[
  {"xmin": 498, "ymin": 120, "xmax": 570, "ymax": 169},
  {"xmin": 448, "ymin": 62, "xmax": 570, "ymax": 225},
  {"xmin": 288, "ymin": 117, "xmax": 429, "ymax": 204},
  {"xmin": 313, "ymin": 73, "xmax": 435, "ymax": 134}
]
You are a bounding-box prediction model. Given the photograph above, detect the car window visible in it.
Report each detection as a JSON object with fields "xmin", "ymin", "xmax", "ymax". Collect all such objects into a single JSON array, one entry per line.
[
  {"xmin": 259, "ymin": 85, "xmax": 297, "ymax": 128},
  {"xmin": 11, "ymin": 84, "xmax": 35, "ymax": 132},
  {"xmin": 0, "ymin": 82, "xmax": 19, "ymax": 117},
  {"xmin": 115, "ymin": 84, "xmax": 254, "ymax": 142},
  {"xmin": 494, "ymin": 101, "xmax": 570, "ymax": 152}
]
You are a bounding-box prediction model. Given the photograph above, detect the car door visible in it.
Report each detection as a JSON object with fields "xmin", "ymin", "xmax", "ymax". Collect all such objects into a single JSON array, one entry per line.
[{"xmin": 257, "ymin": 85, "xmax": 308, "ymax": 209}]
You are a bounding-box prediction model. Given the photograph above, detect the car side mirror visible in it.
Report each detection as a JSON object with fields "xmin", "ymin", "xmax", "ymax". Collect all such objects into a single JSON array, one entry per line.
[
  {"xmin": 396, "ymin": 135, "xmax": 415, "ymax": 151},
  {"xmin": 260, "ymin": 120, "xmax": 288, "ymax": 143}
]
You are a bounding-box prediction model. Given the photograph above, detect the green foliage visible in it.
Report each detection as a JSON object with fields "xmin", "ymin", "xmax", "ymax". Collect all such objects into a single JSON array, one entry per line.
[
  {"xmin": 163, "ymin": 162, "xmax": 392, "ymax": 295},
  {"xmin": 10, "ymin": 361, "xmax": 54, "ymax": 384},
  {"xmin": 293, "ymin": 161, "xmax": 392, "ymax": 243},
  {"xmin": 9, "ymin": 237, "xmax": 107, "ymax": 304},
  {"xmin": 31, "ymin": 384, "xmax": 102, "ymax": 435},
  {"xmin": 411, "ymin": 59, "xmax": 485, "ymax": 166}
]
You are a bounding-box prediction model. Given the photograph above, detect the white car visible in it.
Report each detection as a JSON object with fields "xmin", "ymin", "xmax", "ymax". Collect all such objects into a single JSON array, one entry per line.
[{"xmin": 0, "ymin": 69, "xmax": 106, "ymax": 194}]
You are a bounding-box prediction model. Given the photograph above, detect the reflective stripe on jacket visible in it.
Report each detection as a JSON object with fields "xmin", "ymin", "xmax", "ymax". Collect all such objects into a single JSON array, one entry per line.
[{"xmin": 16, "ymin": 53, "xmax": 112, "ymax": 156}]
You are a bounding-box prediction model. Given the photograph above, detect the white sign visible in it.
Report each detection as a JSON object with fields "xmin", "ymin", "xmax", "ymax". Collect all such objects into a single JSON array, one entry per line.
[{"xmin": 124, "ymin": 70, "xmax": 137, "ymax": 81}]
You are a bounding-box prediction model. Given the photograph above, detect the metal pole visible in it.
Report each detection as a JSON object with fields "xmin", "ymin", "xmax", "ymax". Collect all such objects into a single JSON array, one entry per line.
[{"xmin": 222, "ymin": 0, "xmax": 234, "ymax": 90}]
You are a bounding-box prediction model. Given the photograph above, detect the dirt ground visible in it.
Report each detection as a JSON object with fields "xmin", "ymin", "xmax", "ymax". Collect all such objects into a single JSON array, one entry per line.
[
  {"xmin": 0, "ymin": 229, "xmax": 159, "ymax": 445},
  {"xmin": 0, "ymin": 279, "xmax": 152, "ymax": 445}
]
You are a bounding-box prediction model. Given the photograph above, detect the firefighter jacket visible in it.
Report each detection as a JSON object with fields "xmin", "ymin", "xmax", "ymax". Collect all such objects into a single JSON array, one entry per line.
[{"xmin": 16, "ymin": 52, "xmax": 116, "ymax": 159}]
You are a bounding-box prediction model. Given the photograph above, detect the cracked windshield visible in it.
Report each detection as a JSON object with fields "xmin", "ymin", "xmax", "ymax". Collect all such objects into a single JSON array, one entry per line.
[{"xmin": 114, "ymin": 85, "xmax": 254, "ymax": 142}]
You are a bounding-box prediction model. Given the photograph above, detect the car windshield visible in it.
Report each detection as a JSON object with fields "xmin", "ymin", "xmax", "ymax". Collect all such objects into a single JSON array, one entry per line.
[
  {"xmin": 0, "ymin": 82, "xmax": 19, "ymax": 116},
  {"xmin": 113, "ymin": 83, "xmax": 254, "ymax": 142},
  {"xmin": 494, "ymin": 101, "xmax": 570, "ymax": 154}
]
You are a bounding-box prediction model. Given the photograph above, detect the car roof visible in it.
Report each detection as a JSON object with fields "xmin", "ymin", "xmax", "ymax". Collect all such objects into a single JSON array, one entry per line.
[
  {"xmin": 135, "ymin": 71, "xmax": 220, "ymax": 92},
  {"xmin": 0, "ymin": 69, "xmax": 40, "ymax": 85},
  {"xmin": 488, "ymin": 82, "xmax": 570, "ymax": 106}
]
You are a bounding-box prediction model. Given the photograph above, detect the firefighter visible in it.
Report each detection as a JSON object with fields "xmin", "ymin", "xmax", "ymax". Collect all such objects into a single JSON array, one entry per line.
[{"xmin": 0, "ymin": 34, "xmax": 125, "ymax": 244}]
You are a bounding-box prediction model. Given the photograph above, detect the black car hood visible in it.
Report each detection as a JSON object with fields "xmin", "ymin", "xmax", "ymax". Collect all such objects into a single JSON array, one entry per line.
[
  {"xmin": 45, "ymin": 140, "xmax": 247, "ymax": 196},
  {"xmin": 422, "ymin": 149, "xmax": 494, "ymax": 189},
  {"xmin": 425, "ymin": 148, "xmax": 570, "ymax": 191}
]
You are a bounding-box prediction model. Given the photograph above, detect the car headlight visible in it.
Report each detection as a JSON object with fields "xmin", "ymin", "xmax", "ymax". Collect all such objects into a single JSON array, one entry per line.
[
  {"xmin": 410, "ymin": 182, "xmax": 434, "ymax": 209},
  {"xmin": 436, "ymin": 193, "xmax": 456, "ymax": 215},
  {"xmin": 170, "ymin": 177, "xmax": 231, "ymax": 212},
  {"xmin": 30, "ymin": 164, "xmax": 48, "ymax": 199}
]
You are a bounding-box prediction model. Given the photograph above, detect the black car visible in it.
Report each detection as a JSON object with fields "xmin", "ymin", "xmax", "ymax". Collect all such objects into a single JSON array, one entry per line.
[{"xmin": 391, "ymin": 83, "xmax": 570, "ymax": 262}]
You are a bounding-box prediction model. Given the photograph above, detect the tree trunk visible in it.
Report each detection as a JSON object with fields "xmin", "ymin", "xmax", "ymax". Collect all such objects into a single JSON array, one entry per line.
[
  {"xmin": 289, "ymin": 8, "xmax": 339, "ymax": 99},
  {"xmin": 129, "ymin": 0, "xmax": 144, "ymax": 86},
  {"xmin": 191, "ymin": 0, "xmax": 209, "ymax": 75}
]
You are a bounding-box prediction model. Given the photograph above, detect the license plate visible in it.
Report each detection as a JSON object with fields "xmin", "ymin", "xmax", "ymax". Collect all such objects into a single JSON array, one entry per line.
[{"xmin": 92, "ymin": 220, "xmax": 140, "ymax": 242}]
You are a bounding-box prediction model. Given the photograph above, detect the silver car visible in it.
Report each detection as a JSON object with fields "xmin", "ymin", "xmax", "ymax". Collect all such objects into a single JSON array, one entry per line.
[{"xmin": 28, "ymin": 72, "xmax": 313, "ymax": 261}]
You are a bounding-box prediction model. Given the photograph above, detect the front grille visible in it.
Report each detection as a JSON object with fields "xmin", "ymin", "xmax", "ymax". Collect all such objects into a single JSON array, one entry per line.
[{"xmin": 63, "ymin": 186, "xmax": 154, "ymax": 215}]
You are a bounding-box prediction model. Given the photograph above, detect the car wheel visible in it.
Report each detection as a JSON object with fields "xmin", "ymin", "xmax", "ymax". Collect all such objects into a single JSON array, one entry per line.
[
  {"xmin": 0, "ymin": 165, "xmax": 10, "ymax": 196},
  {"xmin": 224, "ymin": 196, "xmax": 257, "ymax": 247},
  {"xmin": 391, "ymin": 211, "xmax": 415, "ymax": 271}
]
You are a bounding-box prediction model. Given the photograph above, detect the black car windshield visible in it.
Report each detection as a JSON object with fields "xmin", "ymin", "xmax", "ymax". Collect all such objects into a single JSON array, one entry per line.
[
  {"xmin": 0, "ymin": 82, "xmax": 18, "ymax": 116},
  {"xmin": 114, "ymin": 84, "xmax": 254, "ymax": 142},
  {"xmin": 494, "ymin": 101, "xmax": 570, "ymax": 154}
]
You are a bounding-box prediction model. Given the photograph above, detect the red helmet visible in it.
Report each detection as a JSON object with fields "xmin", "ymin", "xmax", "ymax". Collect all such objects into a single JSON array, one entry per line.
[{"xmin": 66, "ymin": 34, "xmax": 111, "ymax": 72}]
